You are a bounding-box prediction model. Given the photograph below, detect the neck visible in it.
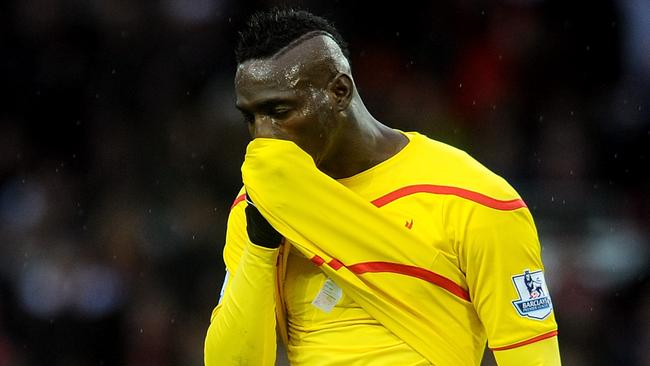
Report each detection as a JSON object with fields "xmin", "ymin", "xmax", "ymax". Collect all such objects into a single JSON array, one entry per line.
[{"xmin": 317, "ymin": 99, "xmax": 408, "ymax": 179}]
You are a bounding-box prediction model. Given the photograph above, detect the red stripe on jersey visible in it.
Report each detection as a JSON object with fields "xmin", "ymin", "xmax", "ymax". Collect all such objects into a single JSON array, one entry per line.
[
  {"xmin": 309, "ymin": 256, "xmax": 470, "ymax": 302},
  {"xmin": 371, "ymin": 184, "xmax": 527, "ymax": 210},
  {"xmin": 491, "ymin": 330, "xmax": 559, "ymax": 351},
  {"xmin": 310, "ymin": 255, "xmax": 325, "ymax": 266},
  {"xmin": 328, "ymin": 258, "xmax": 344, "ymax": 270},
  {"xmin": 230, "ymin": 194, "xmax": 247, "ymax": 210},
  {"xmin": 347, "ymin": 261, "xmax": 471, "ymax": 301}
]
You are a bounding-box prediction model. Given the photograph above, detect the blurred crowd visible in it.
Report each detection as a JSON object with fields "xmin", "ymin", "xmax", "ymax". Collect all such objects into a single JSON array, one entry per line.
[{"xmin": 0, "ymin": 0, "xmax": 648, "ymax": 365}]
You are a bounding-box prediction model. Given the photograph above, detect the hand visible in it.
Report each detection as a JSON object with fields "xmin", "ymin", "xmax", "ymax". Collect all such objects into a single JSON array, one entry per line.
[{"xmin": 245, "ymin": 194, "xmax": 283, "ymax": 248}]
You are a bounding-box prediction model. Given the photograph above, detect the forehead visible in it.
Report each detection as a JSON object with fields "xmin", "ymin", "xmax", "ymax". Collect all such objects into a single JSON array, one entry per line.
[
  {"xmin": 235, "ymin": 58, "xmax": 305, "ymax": 93},
  {"xmin": 235, "ymin": 59, "xmax": 308, "ymax": 109},
  {"xmin": 235, "ymin": 35, "xmax": 342, "ymax": 98}
]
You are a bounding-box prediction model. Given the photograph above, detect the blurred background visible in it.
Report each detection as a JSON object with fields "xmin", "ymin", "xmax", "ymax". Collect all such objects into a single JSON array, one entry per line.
[{"xmin": 0, "ymin": 0, "xmax": 648, "ymax": 365}]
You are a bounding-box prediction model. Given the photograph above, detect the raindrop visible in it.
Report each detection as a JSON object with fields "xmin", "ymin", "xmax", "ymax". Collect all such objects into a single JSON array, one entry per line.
[
  {"xmin": 111, "ymin": 69, "xmax": 116, "ymax": 75},
  {"xmin": 148, "ymin": 209, "xmax": 152, "ymax": 214},
  {"xmin": 585, "ymin": 45, "xmax": 590, "ymax": 51},
  {"xmin": 139, "ymin": 328, "xmax": 143, "ymax": 334},
  {"xmin": 458, "ymin": 83, "xmax": 463, "ymax": 88}
]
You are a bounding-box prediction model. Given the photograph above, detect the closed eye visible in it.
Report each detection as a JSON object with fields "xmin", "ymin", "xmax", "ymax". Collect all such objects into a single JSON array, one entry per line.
[{"xmin": 269, "ymin": 107, "xmax": 291, "ymax": 119}]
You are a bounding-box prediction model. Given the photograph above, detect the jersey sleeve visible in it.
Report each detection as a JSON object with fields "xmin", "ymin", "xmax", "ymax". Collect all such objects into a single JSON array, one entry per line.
[
  {"xmin": 204, "ymin": 188, "xmax": 279, "ymax": 366},
  {"xmin": 494, "ymin": 336, "xmax": 561, "ymax": 365},
  {"xmin": 453, "ymin": 199, "xmax": 559, "ymax": 352}
]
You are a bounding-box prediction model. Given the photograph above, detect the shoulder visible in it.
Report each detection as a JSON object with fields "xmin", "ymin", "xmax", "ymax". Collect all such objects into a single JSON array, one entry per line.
[{"xmin": 405, "ymin": 132, "xmax": 522, "ymax": 204}]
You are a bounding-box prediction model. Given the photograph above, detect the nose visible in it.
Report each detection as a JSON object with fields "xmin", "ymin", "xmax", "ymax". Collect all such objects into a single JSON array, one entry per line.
[{"xmin": 251, "ymin": 115, "xmax": 275, "ymax": 139}]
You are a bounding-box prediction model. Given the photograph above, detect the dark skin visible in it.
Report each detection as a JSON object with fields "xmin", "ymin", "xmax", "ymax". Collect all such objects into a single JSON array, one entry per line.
[{"xmin": 235, "ymin": 34, "xmax": 408, "ymax": 179}]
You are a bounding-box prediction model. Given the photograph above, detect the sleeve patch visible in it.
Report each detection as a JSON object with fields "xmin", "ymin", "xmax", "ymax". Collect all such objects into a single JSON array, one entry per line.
[{"xmin": 511, "ymin": 269, "xmax": 553, "ymax": 320}]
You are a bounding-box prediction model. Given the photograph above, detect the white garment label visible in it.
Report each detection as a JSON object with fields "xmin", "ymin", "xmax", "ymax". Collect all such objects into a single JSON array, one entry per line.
[
  {"xmin": 311, "ymin": 278, "xmax": 343, "ymax": 313},
  {"xmin": 217, "ymin": 270, "xmax": 230, "ymax": 305}
]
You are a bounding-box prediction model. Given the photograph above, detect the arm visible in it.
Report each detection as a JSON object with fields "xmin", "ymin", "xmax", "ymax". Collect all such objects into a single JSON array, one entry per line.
[
  {"xmin": 204, "ymin": 193, "xmax": 280, "ymax": 366},
  {"xmin": 455, "ymin": 203, "xmax": 561, "ymax": 365}
]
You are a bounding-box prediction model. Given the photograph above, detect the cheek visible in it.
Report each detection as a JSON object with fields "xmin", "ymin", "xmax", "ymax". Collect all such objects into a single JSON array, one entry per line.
[{"xmin": 290, "ymin": 98, "xmax": 334, "ymax": 159}]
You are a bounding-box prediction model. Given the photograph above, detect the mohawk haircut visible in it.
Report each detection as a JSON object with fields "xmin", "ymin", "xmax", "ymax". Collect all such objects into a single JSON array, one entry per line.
[{"xmin": 236, "ymin": 8, "xmax": 349, "ymax": 64}]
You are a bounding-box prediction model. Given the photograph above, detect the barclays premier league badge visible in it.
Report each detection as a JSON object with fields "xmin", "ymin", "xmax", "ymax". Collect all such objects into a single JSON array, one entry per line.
[{"xmin": 511, "ymin": 269, "xmax": 553, "ymax": 320}]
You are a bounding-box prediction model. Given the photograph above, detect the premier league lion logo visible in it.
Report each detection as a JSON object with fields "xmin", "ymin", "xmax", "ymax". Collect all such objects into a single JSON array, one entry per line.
[
  {"xmin": 524, "ymin": 270, "xmax": 545, "ymax": 298},
  {"xmin": 511, "ymin": 269, "xmax": 553, "ymax": 320}
]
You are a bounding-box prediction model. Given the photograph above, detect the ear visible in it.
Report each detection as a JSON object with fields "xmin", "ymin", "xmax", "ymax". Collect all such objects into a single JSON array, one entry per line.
[{"xmin": 328, "ymin": 73, "xmax": 353, "ymax": 111}]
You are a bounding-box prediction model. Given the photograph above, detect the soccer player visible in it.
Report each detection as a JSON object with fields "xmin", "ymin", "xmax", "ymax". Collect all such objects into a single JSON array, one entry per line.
[{"xmin": 204, "ymin": 8, "xmax": 561, "ymax": 366}]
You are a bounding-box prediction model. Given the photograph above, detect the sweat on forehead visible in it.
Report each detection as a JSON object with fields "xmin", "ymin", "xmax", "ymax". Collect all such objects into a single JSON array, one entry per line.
[{"xmin": 236, "ymin": 34, "xmax": 350, "ymax": 88}]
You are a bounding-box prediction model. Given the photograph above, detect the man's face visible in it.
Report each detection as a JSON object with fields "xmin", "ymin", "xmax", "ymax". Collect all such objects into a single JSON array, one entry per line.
[{"xmin": 234, "ymin": 57, "xmax": 339, "ymax": 166}]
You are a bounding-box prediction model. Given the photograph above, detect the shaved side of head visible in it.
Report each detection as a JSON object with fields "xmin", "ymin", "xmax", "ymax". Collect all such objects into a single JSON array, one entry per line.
[{"xmin": 236, "ymin": 34, "xmax": 352, "ymax": 93}]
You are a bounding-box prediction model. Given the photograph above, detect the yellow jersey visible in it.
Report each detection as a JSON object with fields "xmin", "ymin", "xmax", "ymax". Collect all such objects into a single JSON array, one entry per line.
[{"xmin": 208, "ymin": 132, "xmax": 559, "ymax": 365}]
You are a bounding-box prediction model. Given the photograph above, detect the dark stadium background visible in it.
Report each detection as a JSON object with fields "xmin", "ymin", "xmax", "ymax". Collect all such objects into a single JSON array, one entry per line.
[{"xmin": 1, "ymin": 0, "xmax": 648, "ymax": 365}]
